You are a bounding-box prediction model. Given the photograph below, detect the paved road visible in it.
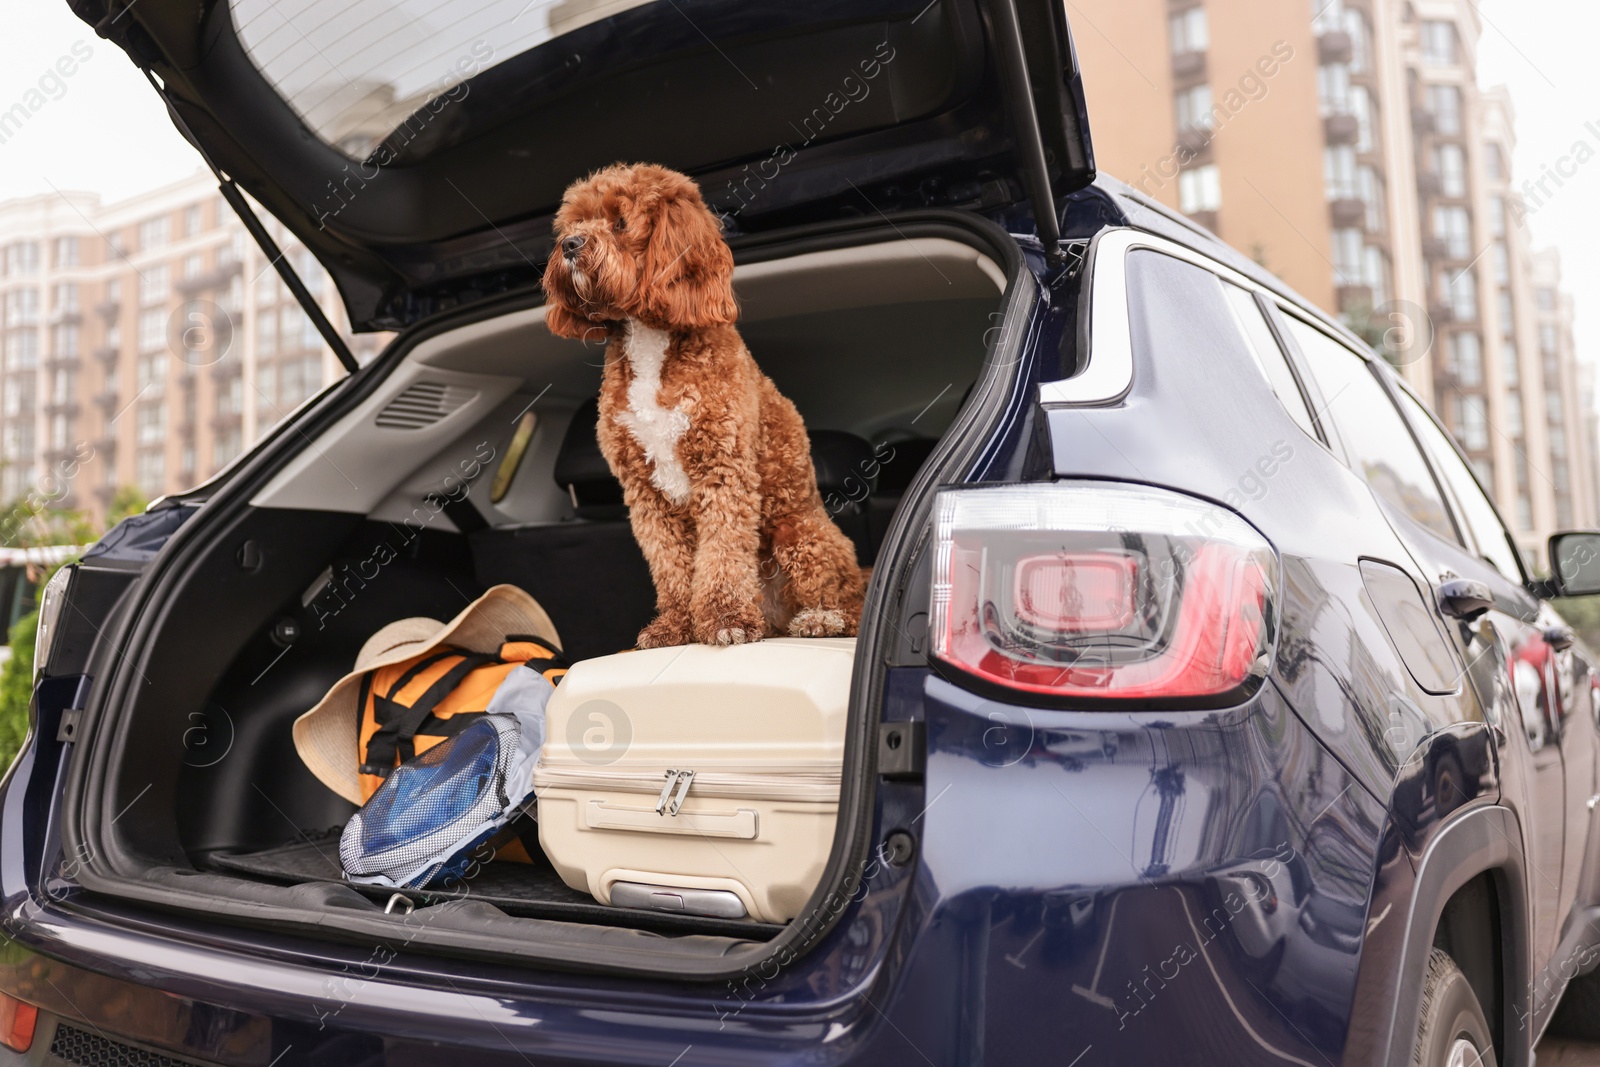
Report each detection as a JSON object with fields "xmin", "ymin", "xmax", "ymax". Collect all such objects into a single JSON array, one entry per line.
[{"xmin": 1542, "ymin": 1039, "xmax": 1600, "ymax": 1064}]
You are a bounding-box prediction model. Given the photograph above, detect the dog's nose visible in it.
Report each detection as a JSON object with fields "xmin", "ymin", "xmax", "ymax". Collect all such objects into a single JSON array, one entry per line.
[{"xmin": 561, "ymin": 235, "xmax": 586, "ymax": 259}]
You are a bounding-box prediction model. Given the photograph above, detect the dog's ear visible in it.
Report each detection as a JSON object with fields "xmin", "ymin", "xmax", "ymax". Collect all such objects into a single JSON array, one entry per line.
[{"xmin": 636, "ymin": 189, "xmax": 737, "ymax": 329}]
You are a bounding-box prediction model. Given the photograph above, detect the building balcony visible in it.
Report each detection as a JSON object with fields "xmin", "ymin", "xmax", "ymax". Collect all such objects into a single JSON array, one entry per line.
[
  {"xmin": 1318, "ymin": 30, "xmax": 1354, "ymax": 64},
  {"xmin": 1176, "ymin": 126, "xmax": 1214, "ymax": 157},
  {"xmin": 45, "ymin": 353, "xmax": 82, "ymax": 371},
  {"xmin": 1323, "ymin": 112, "xmax": 1361, "ymax": 145},
  {"xmin": 1411, "ymin": 108, "xmax": 1437, "ymax": 135},
  {"xmin": 94, "ymin": 389, "xmax": 119, "ymax": 413},
  {"xmin": 1421, "ymin": 236, "xmax": 1453, "ymax": 261},
  {"xmin": 1335, "ymin": 284, "xmax": 1374, "ymax": 312},
  {"xmin": 1429, "ymin": 303, "xmax": 1458, "ymax": 326},
  {"xmin": 1417, "ymin": 171, "xmax": 1442, "ymax": 198},
  {"xmin": 210, "ymin": 362, "xmax": 240, "ymax": 383},
  {"xmin": 93, "ymin": 435, "xmax": 118, "ymax": 458},
  {"xmin": 174, "ymin": 259, "xmax": 243, "ymax": 296},
  {"xmin": 1329, "ymin": 198, "xmax": 1367, "ymax": 228},
  {"xmin": 94, "ymin": 299, "xmax": 120, "ymax": 319},
  {"xmin": 44, "ymin": 399, "xmax": 80, "ymax": 417},
  {"xmin": 93, "ymin": 344, "xmax": 119, "ymax": 365},
  {"xmin": 1171, "ymin": 50, "xmax": 1206, "ymax": 81},
  {"xmin": 48, "ymin": 307, "xmax": 83, "ymax": 327},
  {"xmin": 1186, "ymin": 210, "xmax": 1220, "ymax": 235}
]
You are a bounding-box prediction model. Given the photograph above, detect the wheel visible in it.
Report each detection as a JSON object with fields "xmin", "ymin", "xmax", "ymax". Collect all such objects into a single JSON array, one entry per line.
[{"xmin": 1413, "ymin": 947, "xmax": 1497, "ymax": 1067}]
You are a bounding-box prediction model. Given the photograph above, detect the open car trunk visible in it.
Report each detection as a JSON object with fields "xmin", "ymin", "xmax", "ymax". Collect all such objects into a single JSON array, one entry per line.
[{"xmin": 59, "ymin": 217, "xmax": 1029, "ymax": 976}]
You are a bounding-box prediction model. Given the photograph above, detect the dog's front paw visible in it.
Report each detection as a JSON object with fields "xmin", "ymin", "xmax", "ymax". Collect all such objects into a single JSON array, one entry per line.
[
  {"xmin": 788, "ymin": 608, "xmax": 853, "ymax": 638},
  {"xmin": 693, "ymin": 604, "xmax": 766, "ymax": 647},
  {"xmin": 637, "ymin": 613, "xmax": 693, "ymax": 649}
]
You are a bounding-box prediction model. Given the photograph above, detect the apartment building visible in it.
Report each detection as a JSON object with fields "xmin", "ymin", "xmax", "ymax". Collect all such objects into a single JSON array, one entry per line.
[
  {"xmin": 0, "ymin": 170, "xmax": 383, "ymax": 529},
  {"xmin": 1072, "ymin": 0, "xmax": 1598, "ymax": 566}
]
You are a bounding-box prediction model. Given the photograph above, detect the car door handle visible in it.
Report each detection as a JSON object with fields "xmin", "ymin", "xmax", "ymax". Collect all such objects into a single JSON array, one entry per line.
[
  {"xmin": 1438, "ymin": 578, "xmax": 1494, "ymax": 621},
  {"xmin": 1544, "ymin": 625, "xmax": 1576, "ymax": 652}
]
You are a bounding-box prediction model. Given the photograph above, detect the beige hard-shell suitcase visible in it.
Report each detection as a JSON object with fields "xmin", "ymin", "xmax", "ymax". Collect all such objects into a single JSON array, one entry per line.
[{"xmin": 532, "ymin": 638, "xmax": 853, "ymax": 924}]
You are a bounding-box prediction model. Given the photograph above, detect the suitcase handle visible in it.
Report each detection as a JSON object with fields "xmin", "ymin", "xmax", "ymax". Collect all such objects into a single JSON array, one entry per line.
[{"xmin": 584, "ymin": 799, "xmax": 757, "ymax": 839}]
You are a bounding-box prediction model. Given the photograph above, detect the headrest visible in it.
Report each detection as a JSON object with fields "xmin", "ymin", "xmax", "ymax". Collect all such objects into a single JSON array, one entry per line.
[
  {"xmin": 809, "ymin": 430, "xmax": 877, "ymax": 500},
  {"xmin": 553, "ymin": 399, "xmax": 626, "ymax": 520}
]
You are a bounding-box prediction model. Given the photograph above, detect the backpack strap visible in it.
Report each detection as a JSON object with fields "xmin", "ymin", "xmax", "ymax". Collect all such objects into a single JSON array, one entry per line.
[{"xmin": 362, "ymin": 651, "xmax": 500, "ymax": 775}]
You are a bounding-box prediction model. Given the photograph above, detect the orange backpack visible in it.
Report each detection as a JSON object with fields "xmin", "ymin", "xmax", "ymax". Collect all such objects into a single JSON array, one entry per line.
[{"xmin": 355, "ymin": 636, "xmax": 567, "ymax": 803}]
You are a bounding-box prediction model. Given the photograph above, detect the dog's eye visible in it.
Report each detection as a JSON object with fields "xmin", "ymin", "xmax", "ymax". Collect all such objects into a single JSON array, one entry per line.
[{"xmin": 613, "ymin": 215, "xmax": 626, "ymax": 232}]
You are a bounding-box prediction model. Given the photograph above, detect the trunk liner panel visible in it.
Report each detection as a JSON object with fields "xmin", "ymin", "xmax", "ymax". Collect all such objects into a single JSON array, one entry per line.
[{"xmin": 204, "ymin": 832, "xmax": 783, "ymax": 940}]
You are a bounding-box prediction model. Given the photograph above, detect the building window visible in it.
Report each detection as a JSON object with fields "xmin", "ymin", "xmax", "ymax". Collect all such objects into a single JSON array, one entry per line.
[
  {"xmin": 1505, "ymin": 389, "xmax": 1523, "ymax": 435},
  {"xmin": 216, "ymin": 374, "xmax": 242, "ymax": 416},
  {"xmin": 1440, "ymin": 267, "xmax": 1477, "ymax": 319},
  {"xmin": 1325, "ymin": 144, "xmax": 1358, "ymax": 199},
  {"xmin": 140, "ymin": 264, "xmax": 170, "ymax": 306},
  {"xmin": 256, "ymin": 310, "xmax": 278, "ymax": 357},
  {"xmin": 139, "ymin": 216, "xmax": 170, "ymax": 252},
  {"xmin": 1489, "ymin": 196, "xmax": 1506, "ymax": 237},
  {"xmin": 183, "ymin": 253, "xmax": 204, "ymax": 280},
  {"xmin": 1551, "ymin": 426, "xmax": 1568, "ymax": 459},
  {"xmin": 5, "ymin": 288, "xmax": 38, "ymax": 326},
  {"xmin": 53, "ymin": 236, "xmax": 79, "ymax": 269},
  {"xmin": 53, "ymin": 282, "xmax": 79, "ymax": 313},
  {"xmin": 1175, "ymin": 84, "xmax": 1215, "ymax": 132},
  {"xmin": 4, "ymin": 332, "xmax": 38, "ymax": 371},
  {"xmin": 138, "ymin": 308, "xmax": 166, "ymax": 353},
  {"xmin": 1350, "ymin": 85, "xmax": 1375, "ymax": 151},
  {"xmin": 1332, "ymin": 228, "xmax": 1364, "ymax": 286},
  {"xmin": 1536, "ymin": 287, "xmax": 1557, "ymax": 311},
  {"xmin": 1539, "ymin": 323, "xmax": 1558, "ymax": 355},
  {"xmin": 137, "ymin": 449, "xmax": 165, "ymax": 493},
  {"xmin": 1434, "ymin": 143, "xmax": 1466, "ymax": 197},
  {"xmin": 1318, "ymin": 63, "xmax": 1350, "ymax": 116},
  {"xmin": 1500, "ymin": 291, "xmax": 1515, "ymax": 339},
  {"xmin": 1345, "ymin": 9, "xmax": 1371, "ymax": 73},
  {"xmin": 1432, "ymin": 205, "xmax": 1471, "ymax": 258},
  {"xmin": 1471, "ymin": 458, "xmax": 1494, "ymax": 490},
  {"xmin": 1492, "ymin": 243, "xmax": 1510, "ymax": 285},
  {"xmin": 1452, "ymin": 394, "xmax": 1488, "ymax": 451},
  {"xmin": 212, "ymin": 427, "xmax": 241, "ymax": 468},
  {"xmin": 1421, "ymin": 20, "xmax": 1459, "ymax": 65},
  {"xmin": 7, "ymin": 243, "xmax": 39, "ymax": 275},
  {"xmin": 1358, "ymin": 166, "xmax": 1386, "ymax": 230},
  {"xmin": 137, "ymin": 353, "xmax": 168, "ymax": 394},
  {"xmin": 51, "ymin": 369, "xmax": 73, "ymax": 403},
  {"xmin": 184, "ymin": 204, "xmax": 203, "ymax": 238},
  {"xmin": 1451, "ymin": 332, "xmax": 1483, "ymax": 385},
  {"xmin": 52, "ymin": 324, "xmax": 78, "ymax": 359},
  {"xmin": 1312, "ymin": 0, "xmax": 1344, "ymax": 34},
  {"xmin": 1503, "ymin": 343, "xmax": 1519, "ymax": 386},
  {"xmin": 1170, "ymin": 7, "xmax": 1208, "ymax": 54},
  {"xmin": 1178, "ymin": 164, "xmax": 1221, "ymax": 214},
  {"xmin": 136, "ymin": 402, "xmax": 165, "ymax": 446},
  {"xmin": 1429, "ymin": 86, "xmax": 1463, "ymax": 135},
  {"xmin": 1485, "ymin": 144, "xmax": 1507, "ymax": 182}
]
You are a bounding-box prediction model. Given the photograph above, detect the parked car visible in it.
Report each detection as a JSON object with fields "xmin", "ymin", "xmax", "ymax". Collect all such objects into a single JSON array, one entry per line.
[
  {"xmin": 0, "ymin": 546, "xmax": 82, "ymax": 668},
  {"xmin": 5, "ymin": 1, "xmax": 1600, "ymax": 1065}
]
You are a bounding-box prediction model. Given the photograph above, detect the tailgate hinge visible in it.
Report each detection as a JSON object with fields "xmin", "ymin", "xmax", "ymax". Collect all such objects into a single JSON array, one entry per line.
[{"xmin": 57, "ymin": 709, "xmax": 82, "ymax": 744}]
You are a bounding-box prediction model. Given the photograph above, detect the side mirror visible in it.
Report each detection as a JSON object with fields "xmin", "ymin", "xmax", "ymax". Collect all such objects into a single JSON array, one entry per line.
[{"xmin": 1547, "ymin": 532, "xmax": 1600, "ymax": 598}]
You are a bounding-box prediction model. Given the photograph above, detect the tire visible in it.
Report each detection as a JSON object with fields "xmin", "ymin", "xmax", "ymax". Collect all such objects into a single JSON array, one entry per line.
[{"xmin": 1413, "ymin": 947, "xmax": 1497, "ymax": 1066}]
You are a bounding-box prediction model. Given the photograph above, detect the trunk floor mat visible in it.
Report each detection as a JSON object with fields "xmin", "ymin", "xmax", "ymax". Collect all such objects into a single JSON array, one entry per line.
[{"xmin": 204, "ymin": 831, "xmax": 783, "ymax": 940}]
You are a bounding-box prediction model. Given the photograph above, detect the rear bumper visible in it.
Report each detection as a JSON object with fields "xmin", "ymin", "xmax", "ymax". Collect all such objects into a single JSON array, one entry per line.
[{"xmin": 1, "ymin": 671, "xmax": 1397, "ymax": 1066}]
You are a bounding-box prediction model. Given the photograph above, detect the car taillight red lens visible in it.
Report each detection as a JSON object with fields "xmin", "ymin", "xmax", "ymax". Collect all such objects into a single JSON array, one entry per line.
[{"xmin": 931, "ymin": 482, "xmax": 1277, "ymax": 701}]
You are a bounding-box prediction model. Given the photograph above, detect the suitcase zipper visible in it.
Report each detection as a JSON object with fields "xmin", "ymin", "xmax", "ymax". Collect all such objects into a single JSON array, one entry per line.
[
  {"xmin": 532, "ymin": 764, "xmax": 839, "ymax": 803},
  {"xmin": 655, "ymin": 769, "xmax": 695, "ymax": 815}
]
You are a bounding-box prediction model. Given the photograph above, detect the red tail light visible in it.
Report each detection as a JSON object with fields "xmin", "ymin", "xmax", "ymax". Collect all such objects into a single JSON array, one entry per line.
[
  {"xmin": 931, "ymin": 482, "xmax": 1277, "ymax": 702},
  {"xmin": 0, "ymin": 991, "xmax": 37, "ymax": 1052}
]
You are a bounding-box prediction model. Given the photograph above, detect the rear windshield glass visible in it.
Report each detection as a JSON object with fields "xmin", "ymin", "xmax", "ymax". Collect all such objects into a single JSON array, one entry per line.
[{"xmin": 229, "ymin": 0, "xmax": 655, "ymax": 158}]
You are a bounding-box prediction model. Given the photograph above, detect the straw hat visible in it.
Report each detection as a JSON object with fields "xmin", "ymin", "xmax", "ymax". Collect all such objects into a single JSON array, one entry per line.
[{"xmin": 293, "ymin": 584, "xmax": 561, "ymax": 804}]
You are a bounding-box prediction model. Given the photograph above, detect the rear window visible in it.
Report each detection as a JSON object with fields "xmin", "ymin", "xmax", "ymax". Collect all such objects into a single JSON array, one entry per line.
[{"xmin": 229, "ymin": 0, "xmax": 649, "ymax": 157}]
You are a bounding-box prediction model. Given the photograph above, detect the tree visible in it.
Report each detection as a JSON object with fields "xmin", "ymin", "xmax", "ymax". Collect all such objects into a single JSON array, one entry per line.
[
  {"xmin": 105, "ymin": 486, "xmax": 149, "ymax": 529},
  {"xmin": 0, "ymin": 608, "xmax": 38, "ymax": 773}
]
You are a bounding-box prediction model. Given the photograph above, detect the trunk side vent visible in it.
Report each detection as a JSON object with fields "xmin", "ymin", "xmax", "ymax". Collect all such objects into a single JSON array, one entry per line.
[{"xmin": 375, "ymin": 381, "xmax": 477, "ymax": 430}]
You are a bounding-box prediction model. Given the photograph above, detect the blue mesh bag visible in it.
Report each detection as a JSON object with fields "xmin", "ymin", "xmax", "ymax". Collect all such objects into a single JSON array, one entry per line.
[{"xmin": 340, "ymin": 666, "xmax": 552, "ymax": 889}]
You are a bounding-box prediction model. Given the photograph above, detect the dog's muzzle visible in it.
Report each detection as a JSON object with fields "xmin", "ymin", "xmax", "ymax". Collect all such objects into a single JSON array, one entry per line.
[{"xmin": 561, "ymin": 235, "xmax": 586, "ymax": 260}]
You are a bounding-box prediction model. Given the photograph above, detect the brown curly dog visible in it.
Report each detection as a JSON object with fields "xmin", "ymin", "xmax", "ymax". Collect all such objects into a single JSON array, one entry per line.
[{"xmin": 541, "ymin": 163, "xmax": 866, "ymax": 648}]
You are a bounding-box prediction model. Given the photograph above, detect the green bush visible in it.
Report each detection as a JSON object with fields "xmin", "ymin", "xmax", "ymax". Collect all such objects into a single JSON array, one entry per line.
[{"xmin": 0, "ymin": 608, "xmax": 37, "ymax": 773}]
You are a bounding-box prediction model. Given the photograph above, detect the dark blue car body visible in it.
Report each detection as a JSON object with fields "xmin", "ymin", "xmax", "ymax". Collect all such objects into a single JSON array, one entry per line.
[{"xmin": 7, "ymin": 1, "xmax": 1600, "ymax": 1064}]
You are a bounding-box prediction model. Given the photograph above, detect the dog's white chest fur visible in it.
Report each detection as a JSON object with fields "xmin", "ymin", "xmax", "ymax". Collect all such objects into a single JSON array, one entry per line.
[{"xmin": 616, "ymin": 319, "xmax": 692, "ymax": 504}]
